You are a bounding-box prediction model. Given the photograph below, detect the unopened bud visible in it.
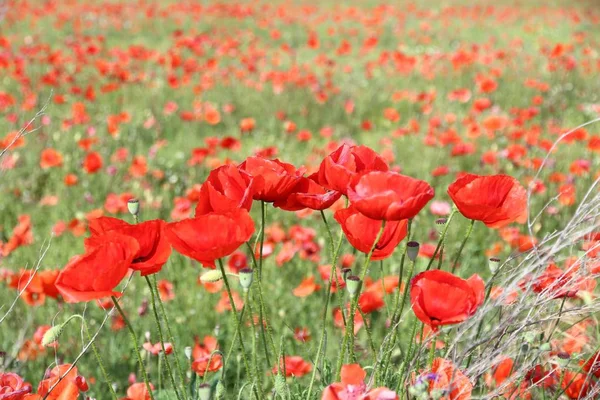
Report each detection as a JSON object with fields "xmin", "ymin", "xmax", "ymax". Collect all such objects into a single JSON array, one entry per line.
[
  {"xmin": 539, "ymin": 343, "xmax": 551, "ymax": 352},
  {"xmin": 346, "ymin": 275, "xmax": 361, "ymax": 296},
  {"xmin": 127, "ymin": 199, "xmax": 140, "ymax": 216},
  {"xmin": 197, "ymin": 383, "xmax": 212, "ymax": 400},
  {"xmin": 274, "ymin": 374, "xmax": 288, "ymax": 396},
  {"xmin": 215, "ymin": 380, "xmax": 225, "ymax": 400},
  {"xmin": 184, "ymin": 346, "xmax": 192, "ymax": 360},
  {"xmin": 239, "ymin": 268, "xmax": 253, "ymax": 290},
  {"xmin": 42, "ymin": 325, "xmax": 64, "ymax": 347},
  {"xmin": 488, "ymin": 258, "xmax": 501, "ymax": 274},
  {"xmin": 407, "ymin": 241, "xmax": 420, "ymax": 261},
  {"xmin": 200, "ymin": 270, "xmax": 223, "ymax": 283}
]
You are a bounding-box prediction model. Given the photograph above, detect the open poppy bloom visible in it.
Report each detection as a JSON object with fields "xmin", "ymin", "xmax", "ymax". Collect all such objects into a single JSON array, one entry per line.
[
  {"xmin": 410, "ymin": 270, "xmax": 484, "ymax": 330},
  {"xmin": 334, "ymin": 206, "xmax": 408, "ymax": 260},
  {"xmin": 85, "ymin": 217, "xmax": 171, "ymax": 276},
  {"xmin": 316, "ymin": 144, "xmax": 389, "ymax": 195},
  {"xmin": 238, "ymin": 156, "xmax": 304, "ymax": 202},
  {"xmin": 191, "ymin": 336, "xmax": 222, "ymax": 376},
  {"xmin": 122, "ymin": 382, "xmax": 155, "ymax": 400},
  {"xmin": 348, "ymin": 171, "xmax": 434, "ymax": 221},
  {"xmin": 56, "ymin": 233, "xmax": 139, "ymax": 303},
  {"xmin": 447, "ymin": 174, "xmax": 527, "ymax": 228},
  {"xmin": 195, "ymin": 164, "xmax": 263, "ymax": 215},
  {"xmin": 165, "ymin": 209, "xmax": 255, "ymax": 268},
  {"xmin": 273, "ymin": 356, "xmax": 311, "ymax": 378},
  {"xmin": 527, "ymin": 263, "xmax": 596, "ymax": 299},
  {"xmin": 36, "ymin": 364, "xmax": 89, "ymax": 400},
  {"xmin": 322, "ymin": 364, "xmax": 398, "ymax": 400},
  {"xmin": 0, "ymin": 372, "xmax": 32, "ymax": 398},
  {"xmin": 274, "ymin": 175, "xmax": 342, "ymax": 211},
  {"xmin": 420, "ymin": 358, "xmax": 472, "ymax": 400}
]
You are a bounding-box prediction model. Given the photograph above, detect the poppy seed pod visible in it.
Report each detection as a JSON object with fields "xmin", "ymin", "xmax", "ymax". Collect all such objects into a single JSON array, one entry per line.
[
  {"xmin": 200, "ymin": 269, "xmax": 223, "ymax": 283},
  {"xmin": 197, "ymin": 383, "xmax": 212, "ymax": 400},
  {"xmin": 488, "ymin": 257, "xmax": 501, "ymax": 274},
  {"xmin": 435, "ymin": 218, "xmax": 447, "ymax": 234},
  {"xmin": 346, "ymin": 275, "xmax": 362, "ymax": 296},
  {"xmin": 239, "ymin": 267, "xmax": 253, "ymax": 290},
  {"xmin": 407, "ymin": 241, "xmax": 420, "ymax": 261},
  {"xmin": 341, "ymin": 268, "xmax": 352, "ymax": 282},
  {"xmin": 127, "ymin": 198, "xmax": 140, "ymax": 216}
]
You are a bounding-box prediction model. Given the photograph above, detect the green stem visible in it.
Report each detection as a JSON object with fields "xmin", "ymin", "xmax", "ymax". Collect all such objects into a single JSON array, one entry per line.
[
  {"xmin": 306, "ymin": 212, "xmax": 344, "ymax": 400},
  {"xmin": 358, "ymin": 308, "xmax": 377, "ymax": 364},
  {"xmin": 258, "ymin": 201, "xmax": 266, "ymax": 281},
  {"xmin": 451, "ymin": 219, "xmax": 475, "ymax": 273},
  {"xmin": 336, "ymin": 221, "xmax": 386, "ymax": 379},
  {"xmin": 74, "ymin": 316, "xmax": 118, "ymax": 399},
  {"xmin": 152, "ymin": 275, "xmax": 188, "ymax": 397},
  {"xmin": 111, "ymin": 296, "xmax": 155, "ymax": 400},
  {"xmin": 426, "ymin": 210, "xmax": 457, "ymax": 271},
  {"xmin": 144, "ymin": 276, "xmax": 182, "ymax": 400},
  {"xmin": 396, "ymin": 319, "xmax": 421, "ymax": 394},
  {"xmin": 217, "ymin": 259, "xmax": 259, "ymax": 399}
]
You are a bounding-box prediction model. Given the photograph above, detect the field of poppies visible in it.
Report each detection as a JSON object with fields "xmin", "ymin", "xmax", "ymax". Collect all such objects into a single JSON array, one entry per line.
[{"xmin": 2, "ymin": 0, "xmax": 600, "ymax": 399}]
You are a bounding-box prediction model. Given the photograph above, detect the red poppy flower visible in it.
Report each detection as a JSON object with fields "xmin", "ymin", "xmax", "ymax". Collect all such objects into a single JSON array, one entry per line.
[
  {"xmin": 273, "ymin": 356, "xmax": 311, "ymax": 378},
  {"xmin": 0, "ymin": 372, "xmax": 32, "ymax": 399},
  {"xmin": 527, "ymin": 263, "xmax": 595, "ymax": 298},
  {"xmin": 37, "ymin": 364, "xmax": 88, "ymax": 399},
  {"xmin": 238, "ymin": 156, "xmax": 304, "ymax": 202},
  {"xmin": 347, "ymin": 171, "xmax": 434, "ymax": 221},
  {"xmin": 124, "ymin": 382, "xmax": 154, "ymax": 400},
  {"xmin": 191, "ymin": 336, "xmax": 222, "ymax": 376},
  {"xmin": 195, "ymin": 164, "xmax": 263, "ymax": 215},
  {"xmin": 322, "ymin": 363, "xmax": 398, "ymax": 400},
  {"xmin": 424, "ymin": 358, "xmax": 472, "ymax": 400},
  {"xmin": 56, "ymin": 233, "xmax": 140, "ymax": 303},
  {"xmin": 85, "ymin": 217, "xmax": 171, "ymax": 276},
  {"xmin": 334, "ymin": 206, "xmax": 407, "ymax": 261},
  {"xmin": 274, "ymin": 175, "xmax": 342, "ymax": 211},
  {"xmin": 447, "ymin": 174, "xmax": 527, "ymax": 228},
  {"xmin": 315, "ymin": 144, "xmax": 388, "ymax": 195},
  {"xmin": 410, "ymin": 270, "xmax": 484, "ymax": 330},
  {"xmin": 83, "ymin": 152, "xmax": 103, "ymax": 174},
  {"xmin": 165, "ymin": 209, "xmax": 254, "ymax": 268}
]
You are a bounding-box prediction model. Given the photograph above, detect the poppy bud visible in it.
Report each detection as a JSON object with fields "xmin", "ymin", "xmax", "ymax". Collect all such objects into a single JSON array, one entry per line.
[
  {"xmin": 407, "ymin": 241, "xmax": 420, "ymax": 261},
  {"xmin": 274, "ymin": 374, "xmax": 288, "ymax": 397},
  {"xmin": 346, "ymin": 275, "xmax": 362, "ymax": 296},
  {"xmin": 435, "ymin": 218, "xmax": 447, "ymax": 233},
  {"xmin": 200, "ymin": 270, "xmax": 223, "ymax": 283},
  {"xmin": 184, "ymin": 346, "xmax": 192, "ymax": 360},
  {"xmin": 488, "ymin": 257, "xmax": 501, "ymax": 274},
  {"xmin": 197, "ymin": 383, "xmax": 212, "ymax": 400},
  {"xmin": 430, "ymin": 389, "xmax": 445, "ymax": 400},
  {"xmin": 215, "ymin": 380, "xmax": 225, "ymax": 399},
  {"xmin": 127, "ymin": 199, "xmax": 140, "ymax": 216},
  {"xmin": 539, "ymin": 343, "xmax": 551, "ymax": 352},
  {"xmin": 42, "ymin": 324, "xmax": 64, "ymax": 347},
  {"xmin": 239, "ymin": 268, "xmax": 253, "ymax": 290}
]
